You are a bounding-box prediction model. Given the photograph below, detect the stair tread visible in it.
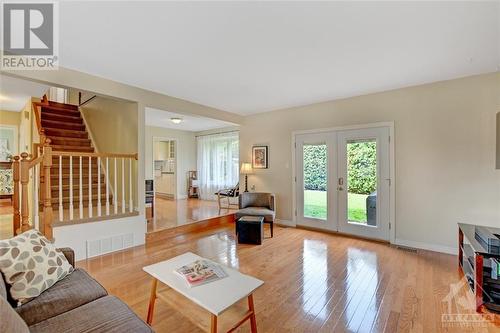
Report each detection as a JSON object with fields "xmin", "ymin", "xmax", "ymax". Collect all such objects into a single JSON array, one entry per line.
[
  {"xmin": 48, "ymin": 135, "xmax": 90, "ymax": 142},
  {"xmin": 51, "ymin": 145, "xmax": 94, "ymax": 151},
  {"xmin": 41, "ymin": 113, "xmax": 82, "ymax": 122},
  {"xmin": 51, "ymin": 184, "xmax": 106, "ymax": 189},
  {"xmin": 42, "ymin": 120, "xmax": 85, "ymax": 130},
  {"xmin": 41, "ymin": 104, "xmax": 80, "ymax": 114},
  {"xmin": 47, "ymin": 101, "xmax": 79, "ymax": 110},
  {"xmin": 44, "ymin": 128, "xmax": 87, "ymax": 135}
]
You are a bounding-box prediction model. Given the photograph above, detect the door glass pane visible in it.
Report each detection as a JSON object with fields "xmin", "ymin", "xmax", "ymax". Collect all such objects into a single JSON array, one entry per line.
[
  {"xmin": 303, "ymin": 143, "xmax": 327, "ymax": 220},
  {"xmin": 347, "ymin": 139, "xmax": 377, "ymax": 225}
]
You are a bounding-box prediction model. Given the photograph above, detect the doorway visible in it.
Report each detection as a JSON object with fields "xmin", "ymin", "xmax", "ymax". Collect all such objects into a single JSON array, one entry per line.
[
  {"xmin": 295, "ymin": 125, "xmax": 392, "ymax": 241},
  {"xmin": 153, "ymin": 139, "xmax": 177, "ymax": 200}
]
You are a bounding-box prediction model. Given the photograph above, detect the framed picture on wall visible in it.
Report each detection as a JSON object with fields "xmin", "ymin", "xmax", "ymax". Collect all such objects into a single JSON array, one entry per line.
[{"xmin": 252, "ymin": 146, "xmax": 268, "ymax": 169}]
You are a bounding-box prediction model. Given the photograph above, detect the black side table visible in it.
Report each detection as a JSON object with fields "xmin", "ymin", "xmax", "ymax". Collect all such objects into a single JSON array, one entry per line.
[{"xmin": 237, "ymin": 216, "xmax": 264, "ymax": 245}]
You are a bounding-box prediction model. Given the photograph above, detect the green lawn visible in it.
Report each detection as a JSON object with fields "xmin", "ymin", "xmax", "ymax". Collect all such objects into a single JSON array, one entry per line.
[{"xmin": 303, "ymin": 190, "xmax": 368, "ymax": 222}]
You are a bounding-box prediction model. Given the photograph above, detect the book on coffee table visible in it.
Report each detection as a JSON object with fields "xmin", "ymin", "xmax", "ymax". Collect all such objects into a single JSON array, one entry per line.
[{"xmin": 174, "ymin": 259, "xmax": 227, "ymax": 288}]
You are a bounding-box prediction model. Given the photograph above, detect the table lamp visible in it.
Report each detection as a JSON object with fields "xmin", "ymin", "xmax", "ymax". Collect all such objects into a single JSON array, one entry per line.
[{"xmin": 240, "ymin": 162, "xmax": 253, "ymax": 192}]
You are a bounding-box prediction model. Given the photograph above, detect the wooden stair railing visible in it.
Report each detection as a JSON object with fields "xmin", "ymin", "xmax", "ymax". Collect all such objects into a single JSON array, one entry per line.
[
  {"xmin": 12, "ymin": 140, "xmax": 52, "ymax": 238},
  {"xmin": 12, "ymin": 144, "xmax": 138, "ymax": 239}
]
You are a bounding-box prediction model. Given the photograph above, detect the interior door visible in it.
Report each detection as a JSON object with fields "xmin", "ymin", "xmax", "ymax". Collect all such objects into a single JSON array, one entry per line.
[
  {"xmin": 337, "ymin": 127, "xmax": 390, "ymax": 241},
  {"xmin": 295, "ymin": 132, "xmax": 337, "ymax": 231}
]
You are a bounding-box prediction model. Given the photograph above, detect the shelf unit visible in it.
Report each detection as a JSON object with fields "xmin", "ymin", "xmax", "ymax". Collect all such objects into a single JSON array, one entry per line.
[
  {"xmin": 458, "ymin": 223, "xmax": 500, "ymax": 313},
  {"xmin": 188, "ymin": 171, "xmax": 199, "ymax": 198}
]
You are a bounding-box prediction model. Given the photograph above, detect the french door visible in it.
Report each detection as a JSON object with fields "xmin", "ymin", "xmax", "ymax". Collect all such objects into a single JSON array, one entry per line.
[{"xmin": 295, "ymin": 126, "xmax": 391, "ymax": 241}]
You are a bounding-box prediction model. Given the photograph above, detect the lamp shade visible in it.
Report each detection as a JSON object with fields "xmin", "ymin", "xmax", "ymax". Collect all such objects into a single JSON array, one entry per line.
[{"xmin": 240, "ymin": 162, "xmax": 253, "ymax": 174}]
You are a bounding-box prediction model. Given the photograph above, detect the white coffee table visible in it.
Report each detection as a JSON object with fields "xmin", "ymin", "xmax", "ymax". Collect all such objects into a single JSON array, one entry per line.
[{"xmin": 143, "ymin": 252, "xmax": 264, "ymax": 333}]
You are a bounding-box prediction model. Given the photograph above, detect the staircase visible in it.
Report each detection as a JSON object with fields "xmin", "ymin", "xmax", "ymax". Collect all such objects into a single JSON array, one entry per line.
[
  {"xmin": 38, "ymin": 101, "xmax": 109, "ymax": 211},
  {"xmin": 12, "ymin": 96, "xmax": 138, "ymax": 239}
]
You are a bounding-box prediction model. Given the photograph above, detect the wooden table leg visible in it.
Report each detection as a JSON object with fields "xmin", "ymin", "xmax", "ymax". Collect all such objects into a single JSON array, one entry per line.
[
  {"xmin": 248, "ymin": 294, "xmax": 257, "ymax": 333},
  {"xmin": 210, "ymin": 314, "xmax": 217, "ymax": 333},
  {"xmin": 146, "ymin": 278, "xmax": 158, "ymax": 325}
]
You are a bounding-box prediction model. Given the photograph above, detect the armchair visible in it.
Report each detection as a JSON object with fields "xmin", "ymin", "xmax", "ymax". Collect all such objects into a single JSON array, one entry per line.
[
  {"xmin": 215, "ymin": 183, "xmax": 239, "ymax": 209},
  {"xmin": 235, "ymin": 192, "xmax": 275, "ymax": 237}
]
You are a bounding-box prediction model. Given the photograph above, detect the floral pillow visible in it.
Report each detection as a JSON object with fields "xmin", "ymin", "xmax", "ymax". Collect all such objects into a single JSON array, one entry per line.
[{"xmin": 0, "ymin": 230, "xmax": 73, "ymax": 305}]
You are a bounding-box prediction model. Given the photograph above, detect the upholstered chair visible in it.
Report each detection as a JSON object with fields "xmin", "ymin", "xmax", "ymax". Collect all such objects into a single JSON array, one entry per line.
[{"xmin": 235, "ymin": 192, "xmax": 276, "ymax": 237}]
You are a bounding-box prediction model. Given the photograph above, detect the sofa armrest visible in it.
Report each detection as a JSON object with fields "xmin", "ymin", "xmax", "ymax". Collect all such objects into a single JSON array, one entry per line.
[
  {"xmin": 58, "ymin": 248, "xmax": 75, "ymax": 267},
  {"xmin": 270, "ymin": 194, "xmax": 276, "ymax": 212}
]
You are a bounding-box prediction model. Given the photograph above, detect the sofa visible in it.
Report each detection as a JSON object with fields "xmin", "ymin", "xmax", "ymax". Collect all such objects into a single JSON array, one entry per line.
[
  {"xmin": 235, "ymin": 192, "xmax": 276, "ymax": 237},
  {"xmin": 0, "ymin": 248, "xmax": 153, "ymax": 333}
]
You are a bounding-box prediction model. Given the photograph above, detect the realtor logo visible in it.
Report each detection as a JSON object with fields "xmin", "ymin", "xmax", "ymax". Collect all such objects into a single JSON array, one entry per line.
[{"xmin": 1, "ymin": 2, "xmax": 58, "ymax": 70}]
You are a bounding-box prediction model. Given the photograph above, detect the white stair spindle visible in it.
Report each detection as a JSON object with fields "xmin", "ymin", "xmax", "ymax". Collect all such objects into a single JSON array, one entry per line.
[
  {"xmin": 33, "ymin": 164, "xmax": 39, "ymax": 229},
  {"xmin": 121, "ymin": 158, "xmax": 125, "ymax": 213},
  {"xmin": 88, "ymin": 156, "xmax": 93, "ymax": 218},
  {"xmin": 114, "ymin": 158, "xmax": 118, "ymax": 214},
  {"xmin": 129, "ymin": 159, "xmax": 133, "ymax": 213},
  {"xmin": 106, "ymin": 157, "xmax": 109, "ymax": 215},
  {"xmin": 97, "ymin": 157, "xmax": 101, "ymax": 217},
  {"xmin": 69, "ymin": 156, "xmax": 73, "ymax": 220},
  {"xmin": 59, "ymin": 156, "xmax": 63, "ymax": 221},
  {"xmin": 79, "ymin": 156, "xmax": 83, "ymax": 219}
]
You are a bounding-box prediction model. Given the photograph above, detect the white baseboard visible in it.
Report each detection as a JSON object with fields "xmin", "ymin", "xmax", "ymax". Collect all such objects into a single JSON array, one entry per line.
[
  {"xmin": 176, "ymin": 194, "xmax": 188, "ymax": 200},
  {"xmin": 276, "ymin": 219, "xmax": 296, "ymax": 227},
  {"xmin": 394, "ymin": 238, "xmax": 457, "ymax": 255}
]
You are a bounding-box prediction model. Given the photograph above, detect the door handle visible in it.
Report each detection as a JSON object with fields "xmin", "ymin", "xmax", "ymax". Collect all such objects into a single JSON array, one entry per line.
[{"xmin": 337, "ymin": 186, "xmax": 344, "ymax": 191}]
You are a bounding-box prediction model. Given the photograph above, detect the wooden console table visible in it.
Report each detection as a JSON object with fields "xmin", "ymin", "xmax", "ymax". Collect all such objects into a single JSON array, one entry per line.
[{"xmin": 458, "ymin": 223, "xmax": 500, "ymax": 312}]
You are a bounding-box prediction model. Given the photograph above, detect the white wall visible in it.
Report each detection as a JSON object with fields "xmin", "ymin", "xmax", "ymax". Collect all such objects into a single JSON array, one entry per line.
[
  {"xmin": 145, "ymin": 126, "xmax": 197, "ymax": 199},
  {"xmin": 53, "ymin": 215, "xmax": 146, "ymax": 261},
  {"xmin": 240, "ymin": 72, "xmax": 500, "ymax": 253}
]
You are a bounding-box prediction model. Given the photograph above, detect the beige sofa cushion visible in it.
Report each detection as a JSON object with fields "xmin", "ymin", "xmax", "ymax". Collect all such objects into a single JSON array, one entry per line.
[
  {"xmin": 0, "ymin": 230, "xmax": 73, "ymax": 305},
  {"xmin": 29, "ymin": 296, "xmax": 154, "ymax": 333},
  {"xmin": 16, "ymin": 269, "xmax": 107, "ymax": 326}
]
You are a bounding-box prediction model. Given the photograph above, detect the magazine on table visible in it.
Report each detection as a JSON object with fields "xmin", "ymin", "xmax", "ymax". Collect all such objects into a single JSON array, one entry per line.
[{"xmin": 174, "ymin": 259, "xmax": 227, "ymax": 288}]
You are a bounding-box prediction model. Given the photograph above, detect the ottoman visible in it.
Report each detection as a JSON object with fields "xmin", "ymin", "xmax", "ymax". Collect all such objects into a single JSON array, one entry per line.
[{"xmin": 236, "ymin": 216, "xmax": 264, "ymax": 245}]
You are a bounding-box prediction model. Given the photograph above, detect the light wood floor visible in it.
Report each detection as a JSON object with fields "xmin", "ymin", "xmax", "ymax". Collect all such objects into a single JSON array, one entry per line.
[
  {"xmin": 78, "ymin": 224, "xmax": 499, "ymax": 333},
  {"xmin": 148, "ymin": 197, "xmax": 237, "ymax": 233},
  {"xmin": 0, "ymin": 200, "xmax": 13, "ymax": 239}
]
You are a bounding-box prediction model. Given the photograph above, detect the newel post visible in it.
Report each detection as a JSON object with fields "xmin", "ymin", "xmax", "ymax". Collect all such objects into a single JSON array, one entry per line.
[
  {"xmin": 12, "ymin": 156, "xmax": 21, "ymax": 235},
  {"xmin": 20, "ymin": 153, "xmax": 31, "ymax": 233},
  {"xmin": 42, "ymin": 140, "xmax": 53, "ymax": 240}
]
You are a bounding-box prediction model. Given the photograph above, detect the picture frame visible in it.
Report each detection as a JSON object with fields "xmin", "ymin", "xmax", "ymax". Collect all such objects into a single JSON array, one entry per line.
[{"xmin": 252, "ymin": 146, "xmax": 268, "ymax": 169}]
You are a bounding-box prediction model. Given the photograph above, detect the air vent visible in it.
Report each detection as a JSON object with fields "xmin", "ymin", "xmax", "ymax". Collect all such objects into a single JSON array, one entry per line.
[
  {"xmin": 396, "ymin": 245, "xmax": 418, "ymax": 253},
  {"xmin": 86, "ymin": 233, "xmax": 134, "ymax": 258}
]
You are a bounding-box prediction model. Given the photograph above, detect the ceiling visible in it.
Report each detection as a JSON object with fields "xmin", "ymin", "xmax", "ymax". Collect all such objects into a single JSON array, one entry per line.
[
  {"xmin": 145, "ymin": 107, "xmax": 236, "ymax": 132},
  {"xmin": 0, "ymin": 75, "xmax": 49, "ymax": 112},
  {"xmin": 58, "ymin": 2, "xmax": 499, "ymax": 115}
]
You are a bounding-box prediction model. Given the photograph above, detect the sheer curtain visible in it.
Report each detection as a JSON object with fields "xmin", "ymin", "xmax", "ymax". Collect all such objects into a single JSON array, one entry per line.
[{"xmin": 197, "ymin": 131, "xmax": 239, "ymax": 200}]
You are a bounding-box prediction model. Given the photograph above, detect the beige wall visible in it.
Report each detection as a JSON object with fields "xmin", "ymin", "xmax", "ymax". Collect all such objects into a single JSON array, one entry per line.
[
  {"xmin": 0, "ymin": 110, "xmax": 20, "ymax": 126},
  {"xmin": 145, "ymin": 126, "xmax": 196, "ymax": 198},
  {"xmin": 81, "ymin": 97, "xmax": 139, "ymax": 206},
  {"xmin": 240, "ymin": 72, "xmax": 500, "ymax": 252}
]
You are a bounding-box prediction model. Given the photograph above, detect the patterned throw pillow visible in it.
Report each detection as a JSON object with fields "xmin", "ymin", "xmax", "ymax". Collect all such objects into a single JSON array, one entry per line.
[{"xmin": 0, "ymin": 230, "xmax": 73, "ymax": 305}]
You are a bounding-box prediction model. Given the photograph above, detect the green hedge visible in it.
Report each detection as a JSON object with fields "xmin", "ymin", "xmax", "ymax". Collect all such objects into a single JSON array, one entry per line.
[{"xmin": 303, "ymin": 142, "xmax": 376, "ymax": 195}]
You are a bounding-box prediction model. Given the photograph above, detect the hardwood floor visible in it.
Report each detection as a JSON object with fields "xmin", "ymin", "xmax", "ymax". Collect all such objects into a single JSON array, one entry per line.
[
  {"xmin": 0, "ymin": 199, "xmax": 13, "ymax": 239},
  {"xmin": 78, "ymin": 224, "xmax": 499, "ymax": 333},
  {"xmin": 148, "ymin": 197, "xmax": 236, "ymax": 233}
]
